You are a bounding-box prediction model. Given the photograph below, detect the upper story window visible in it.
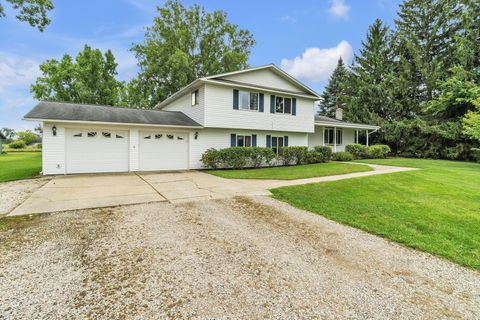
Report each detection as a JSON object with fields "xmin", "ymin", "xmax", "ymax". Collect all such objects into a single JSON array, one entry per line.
[
  {"xmin": 275, "ymin": 96, "xmax": 292, "ymax": 114},
  {"xmin": 191, "ymin": 89, "xmax": 199, "ymax": 106},
  {"xmin": 239, "ymin": 91, "xmax": 259, "ymax": 111}
]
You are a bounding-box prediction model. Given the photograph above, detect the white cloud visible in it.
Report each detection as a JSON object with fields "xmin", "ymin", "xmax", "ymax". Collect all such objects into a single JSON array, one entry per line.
[
  {"xmin": 281, "ymin": 15, "xmax": 297, "ymax": 24},
  {"xmin": 280, "ymin": 40, "xmax": 353, "ymax": 82},
  {"xmin": 328, "ymin": 0, "xmax": 350, "ymax": 19},
  {"xmin": 0, "ymin": 52, "xmax": 40, "ymax": 90}
]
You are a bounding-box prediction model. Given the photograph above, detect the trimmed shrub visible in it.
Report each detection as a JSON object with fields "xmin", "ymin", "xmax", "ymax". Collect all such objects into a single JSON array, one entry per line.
[
  {"xmin": 366, "ymin": 144, "xmax": 391, "ymax": 159},
  {"xmin": 36, "ymin": 143, "xmax": 42, "ymax": 149},
  {"xmin": 306, "ymin": 150, "xmax": 325, "ymax": 164},
  {"xmin": 472, "ymin": 148, "xmax": 480, "ymax": 163},
  {"xmin": 9, "ymin": 140, "xmax": 26, "ymax": 149},
  {"xmin": 345, "ymin": 144, "xmax": 368, "ymax": 159},
  {"xmin": 313, "ymin": 146, "xmax": 333, "ymax": 161},
  {"xmin": 333, "ymin": 151, "xmax": 354, "ymax": 162},
  {"xmin": 201, "ymin": 148, "xmax": 222, "ymax": 169},
  {"xmin": 279, "ymin": 146, "xmax": 308, "ymax": 165},
  {"xmin": 249, "ymin": 147, "xmax": 276, "ymax": 167},
  {"xmin": 219, "ymin": 147, "xmax": 250, "ymax": 169}
]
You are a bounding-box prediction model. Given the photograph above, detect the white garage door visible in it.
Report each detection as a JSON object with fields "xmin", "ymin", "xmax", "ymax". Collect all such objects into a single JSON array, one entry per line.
[
  {"xmin": 66, "ymin": 129, "xmax": 129, "ymax": 174},
  {"xmin": 139, "ymin": 131, "xmax": 188, "ymax": 171}
]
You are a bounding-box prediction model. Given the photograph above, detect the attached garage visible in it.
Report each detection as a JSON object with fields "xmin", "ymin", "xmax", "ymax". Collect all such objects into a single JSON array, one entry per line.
[
  {"xmin": 23, "ymin": 102, "xmax": 202, "ymax": 175},
  {"xmin": 65, "ymin": 128, "xmax": 129, "ymax": 174},
  {"xmin": 139, "ymin": 131, "xmax": 189, "ymax": 171}
]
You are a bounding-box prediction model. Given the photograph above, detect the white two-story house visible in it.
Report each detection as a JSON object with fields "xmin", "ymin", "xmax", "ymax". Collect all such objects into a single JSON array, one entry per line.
[{"xmin": 24, "ymin": 64, "xmax": 379, "ymax": 175}]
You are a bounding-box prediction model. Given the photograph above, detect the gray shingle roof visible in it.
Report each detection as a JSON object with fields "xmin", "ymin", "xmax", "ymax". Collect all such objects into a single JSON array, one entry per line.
[
  {"xmin": 315, "ymin": 115, "xmax": 343, "ymax": 123},
  {"xmin": 24, "ymin": 101, "xmax": 202, "ymax": 127}
]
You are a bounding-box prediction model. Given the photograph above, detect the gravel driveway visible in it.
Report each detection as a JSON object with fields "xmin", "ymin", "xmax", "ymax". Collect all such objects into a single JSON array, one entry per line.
[{"xmin": 1, "ymin": 196, "xmax": 478, "ymax": 319}]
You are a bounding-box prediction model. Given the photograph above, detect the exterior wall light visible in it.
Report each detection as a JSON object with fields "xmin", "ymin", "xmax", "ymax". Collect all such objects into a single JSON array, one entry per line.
[
  {"xmin": 52, "ymin": 125, "xmax": 57, "ymax": 136},
  {"xmin": 194, "ymin": 131, "xmax": 198, "ymax": 140}
]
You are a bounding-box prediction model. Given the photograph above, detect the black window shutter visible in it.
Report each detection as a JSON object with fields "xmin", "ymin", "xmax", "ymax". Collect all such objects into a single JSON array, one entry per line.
[
  {"xmin": 266, "ymin": 135, "xmax": 271, "ymax": 148},
  {"xmin": 231, "ymin": 133, "xmax": 237, "ymax": 147},
  {"xmin": 292, "ymin": 98, "xmax": 296, "ymax": 115},
  {"xmin": 270, "ymin": 95, "xmax": 275, "ymax": 113},
  {"xmin": 259, "ymin": 93, "xmax": 264, "ymax": 112},
  {"xmin": 284, "ymin": 136, "xmax": 289, "ymax": 147},
  {"xmin": 252, "ymin": 134, "xmax": 257, "ymax": 147},
  {"xmin": 233, "ymin": 90, "xmax": 239, "ymax": 110}
]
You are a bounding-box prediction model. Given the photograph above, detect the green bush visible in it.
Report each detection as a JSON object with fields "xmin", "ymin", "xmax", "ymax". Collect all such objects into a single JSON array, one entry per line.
[
  {"xmin": 36, "ymin": 143, "xmax": 42, "ymax": 149},
  {"xmin": 471, "ymin": 148, "xmax": 480, "ymax": 163},
  {"xmin": 249, "ymin": 147, "xmax": 276, "ymax": 167},
  {"xmin": 279, "ymin": 146, "xmax": 308, "ymax": 165},
  {"xmin": 306, "ymin": 150, "xmax": 325, "ymax": 164},
  {"xmin": 219, "ymin": 147, "xmax": 250, "ymax": 169},
  {"xmin": 201, "ymin": 148, "xmax": 222, "ymax": 169},
  {"xmin": 345, "ymin": 144, "xmax": 368, "ymax": 159},
  {"xmin": 9, "ymin": 140, "xmax": 27, "ymax": 149},
  {"xmin": 313, "ymin": 146, "xmax": 333, "ymax": 161},
  {"xmin": 16, "ymin": 130, "xmax": 39, "ymax": 145},
  {"xmin": 333, "ymin": 151, "xmax": 354, "ymax": 161},
  {"xmin": 366, "ymin": 144, "xmax": 391, "ymax": 159}
]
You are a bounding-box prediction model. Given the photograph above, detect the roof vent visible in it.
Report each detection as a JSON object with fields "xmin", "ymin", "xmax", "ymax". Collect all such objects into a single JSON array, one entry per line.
[{"xmin": 335, "ymin": 108, "xmax": 343, "ymax": 121}]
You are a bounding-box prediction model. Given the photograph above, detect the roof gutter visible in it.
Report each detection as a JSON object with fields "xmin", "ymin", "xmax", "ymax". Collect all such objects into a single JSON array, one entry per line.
[
  {"xmin": 23, "ymin": 118, "xmax": 204, "ymax": 129},
  {"xmin": 314, "ymin": 121, "xmax": 380, "ymax": 130}
]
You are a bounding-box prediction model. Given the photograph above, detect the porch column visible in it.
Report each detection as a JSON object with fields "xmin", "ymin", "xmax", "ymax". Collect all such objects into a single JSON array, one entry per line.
[
  {"xmin": 366, "ymin": 129, "xmax": 369, "ymax": 146},
  {"xmin": 322, "ymin": 127, "xmax": 325, "ymax": 146},
  {"xmin": 334, "ymin": 127, "xmax": 337, "ymax": 152},
  {"xmin": 355, "ymin": 130, "xmax": 359, "ymax": 144}
]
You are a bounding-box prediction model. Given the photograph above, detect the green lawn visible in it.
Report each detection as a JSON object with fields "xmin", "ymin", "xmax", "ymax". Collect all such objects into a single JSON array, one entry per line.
[
  {"xmin": 271, "ymin": 158, "xmax": 480, "ymax": 269},
  {"xmin": 208, "ymin": 162, "xmax": 372, "ymax": 180},
  {"xmin": 0, "ymin": 152, "xmax": 42, "ymax": 182}
]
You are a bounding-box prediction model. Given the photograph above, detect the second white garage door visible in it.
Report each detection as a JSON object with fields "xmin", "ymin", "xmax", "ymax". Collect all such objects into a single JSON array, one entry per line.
[{"xmin": 139, "ymin": 131, "xmax": 188, "ymax": 171}]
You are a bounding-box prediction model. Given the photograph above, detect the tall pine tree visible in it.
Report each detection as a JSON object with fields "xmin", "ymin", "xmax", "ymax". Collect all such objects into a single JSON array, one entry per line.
[{"xmin": 319, "ymin": 58, "xmax": 350, "ymax": 118}]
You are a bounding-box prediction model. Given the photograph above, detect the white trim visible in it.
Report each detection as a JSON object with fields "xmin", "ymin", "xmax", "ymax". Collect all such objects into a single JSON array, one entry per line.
[
  {"xmin": 205, "ymin": 79, "xmax": 319, "ymax": 100},
  {"xmin": 23, "ymin": 118, "xmax": 203, "ymax": 129},
  {"xmin": 204, "ymin": 64, "xmax": 320, "ymax": 97},
  {"xmin": 315, "ymin": 121, "xmax": 379, "ymax": 130}
]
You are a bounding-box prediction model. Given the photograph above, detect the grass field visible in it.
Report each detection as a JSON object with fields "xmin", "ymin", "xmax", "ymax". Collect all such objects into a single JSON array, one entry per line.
[
  {"xmin": 0, "ymin": 152, "xmax": 42, "ymax": 182},
  {"xmin": 271, "ymin": 158, "xmax": 480, "ymax": 269},
  {"xmin": 207, "ymin": 162, "xmax": 372, "ymax": 180}
]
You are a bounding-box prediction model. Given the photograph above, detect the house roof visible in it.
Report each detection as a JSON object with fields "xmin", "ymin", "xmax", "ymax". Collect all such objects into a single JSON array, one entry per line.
[
  {"xmin": 155, "ymin": 64, "xmax": 321, "ymax": 109},
  {"xmin": 314, "ymin": 115, "xmax": 380, "ymax": 130},
  {"xmin": 24, "ymin": 101, "xmax": 202, "ymax": 128}
]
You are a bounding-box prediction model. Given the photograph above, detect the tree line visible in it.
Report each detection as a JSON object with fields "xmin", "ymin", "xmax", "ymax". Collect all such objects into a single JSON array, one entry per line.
[
  {"xmin": 320, "ymin": 0, "xmax": 479, "ymax": 160},
  {"xmin": 24, "ymin": 0, "xmax": 479, "ymax": 160}
]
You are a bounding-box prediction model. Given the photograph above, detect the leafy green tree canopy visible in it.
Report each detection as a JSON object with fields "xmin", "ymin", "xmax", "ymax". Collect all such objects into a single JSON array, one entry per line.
[
  {"xmin": 0, "ymin": 0, "xmax": 54, "ymax": 31},
  {"xmin": 16, "ymin": 130, "xmax": 39, "ymax": 145},
  {"xmin": 31, "ymin": 45, "xmax": 126, "ymax": 106},
  {"xmin": 129, "ymin": 0, "xmax": 256, "ymax": 108}
]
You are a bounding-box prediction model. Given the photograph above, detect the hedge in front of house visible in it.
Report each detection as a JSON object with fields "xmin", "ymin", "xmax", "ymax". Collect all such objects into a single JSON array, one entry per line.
[
  {"xmin": 345, "ymin": 144, "xmax": 368, "ymax": 159},
  {"xmin": 333, "ymin": 151, "xmax": 354, "ymax": 161},
  {"xmin": 201, "ymin": 147, "xmax": 276, "ymax": 169},
  {"xmin": 366, "ymin": 144, "xmax": 391, "ymax": 159},
  {"xmin": 313, "ymin": 146, "xmax": 333, "ymax": 161},
  {"xmin": 279, "ymin": 146, "xmax": 308, "ymax": 165},
  {"xmin": 344, "ymin": 144, "xmax": 391, "ymax": 159}
]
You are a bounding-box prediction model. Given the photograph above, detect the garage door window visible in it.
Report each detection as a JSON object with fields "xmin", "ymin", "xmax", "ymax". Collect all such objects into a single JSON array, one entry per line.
[
  {"xmin": 102, "ymin": 132, "xmax": 111, "ymax": 138},
  {"xmin": 87, "ymin": 132, "xmax": 97, "ymax": 137},
  {"xmin": 155, "ymin": 134, "xmax": 163, "ymax": 139},
  {"xmin": 144, "ymin": 134, "xmax": 151, "ymax": 139},
  {"xmin": 116, "ymin": 134, "xmax": 124, "ymax": 139},
  {"xmin": 73, "ymin": 132, "xmax": 82, "ymax": 137}
]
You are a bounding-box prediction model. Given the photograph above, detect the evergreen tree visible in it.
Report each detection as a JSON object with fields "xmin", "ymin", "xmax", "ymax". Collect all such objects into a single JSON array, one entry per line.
[
  {"xmin": 319, "ymin": 57, "xmax": 349, "ymax": 118},
  {"xmin": 346, "ymin": 19, "xmax": 394, "ymax": 126}
]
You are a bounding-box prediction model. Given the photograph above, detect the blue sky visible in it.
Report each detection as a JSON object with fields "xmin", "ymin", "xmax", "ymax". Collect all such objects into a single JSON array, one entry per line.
[{"xmin": 0, "ymin": 0, "xmax": 401, "ymax": 130}]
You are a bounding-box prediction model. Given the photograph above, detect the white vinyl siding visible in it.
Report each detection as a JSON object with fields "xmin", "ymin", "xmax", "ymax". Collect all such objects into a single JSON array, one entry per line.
[
  {"xmin": 218, "ymin": 68, "xmax": 304, "ymax": 92},
  {"xmin": 204, "ymin": 83, "xmax": 314, "ymax": 133},
  {"xmin": 188, "ymin": 128, "xmax": 308, "ymax": 169},
  {"xmin": 162, "ymin": 84, "xmax": 205, "ymax": 125}
]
